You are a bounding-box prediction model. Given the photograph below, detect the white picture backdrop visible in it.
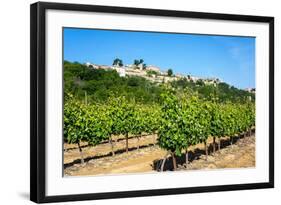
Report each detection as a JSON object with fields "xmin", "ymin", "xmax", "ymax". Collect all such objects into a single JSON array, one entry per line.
[{"xmin": 45, "ymin": 9, "xmax": 269, "ymax": 196}]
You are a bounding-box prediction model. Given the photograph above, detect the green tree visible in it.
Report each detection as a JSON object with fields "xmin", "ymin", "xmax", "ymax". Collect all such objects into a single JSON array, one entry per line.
[
  {"xmin": 64, "ymin": 98, "xmax": 107, "ymax": 164},
  {"xmin": 209, "ymin": 102, "xmax": 224, "ymax": 151},
  {"xmin": 107, "ymin": 96, "xmax": 134, "ymax": 154},
  {"xmin": 112, "ymin": 58, "xmax": 123, "ymax": 67},
  {"xmin": 143, "ymin": 104, "xmax": 161, "ymax": 145},
  {"xmin": 167, "ymin": 69, "xmax": 173, "ymax": 76},
  {"xmin": 194, "ymin": 100, "xmax": 212, "ymax": 160},
  {"xmin": 181, "ymin": 96, "xmax": 206, "ymax": 163},
  {"xmin": 131, "ymin": 105, "xmax": 146, "ymax": 150},
  {"xmin": 158, "ymin": 91, "xmax": 187, "ymax": 170},
  {"xmin": 133, "ymin": 59, "xmax": 140, "ymax": 66},
  {"xmin": 143, "ymin": 63, "xmax": 147, "ymax": 70}
]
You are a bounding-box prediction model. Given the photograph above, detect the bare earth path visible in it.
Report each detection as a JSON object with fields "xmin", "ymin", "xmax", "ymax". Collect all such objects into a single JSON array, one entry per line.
[{"xmin": 64, "ymin": 134, "xmax": 255, "ymax": 176}]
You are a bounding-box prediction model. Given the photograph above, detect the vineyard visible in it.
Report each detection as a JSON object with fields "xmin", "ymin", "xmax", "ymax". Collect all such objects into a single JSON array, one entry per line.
[{"xmin": 64, "ymin": 88, "xmax": 255, "ymax": 174}]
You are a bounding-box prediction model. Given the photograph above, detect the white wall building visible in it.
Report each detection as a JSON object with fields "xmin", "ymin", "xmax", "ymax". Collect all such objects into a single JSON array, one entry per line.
[
  {"xmin": 146, "ymin": 65, "xmax": 160, "ymax": 72},
  {"xmin": 113, "ymin": 66, "xmax": 126, "ymax": 77},
  {"xmin": 85, "ymin": 62, "xmax": 99, "ymax": 69}
]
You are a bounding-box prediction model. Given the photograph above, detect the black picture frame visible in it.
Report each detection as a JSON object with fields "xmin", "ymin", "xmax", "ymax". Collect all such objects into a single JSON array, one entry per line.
[{"xmin": 30, "ymin": 1, "xmax": 274, "ymax": 203}]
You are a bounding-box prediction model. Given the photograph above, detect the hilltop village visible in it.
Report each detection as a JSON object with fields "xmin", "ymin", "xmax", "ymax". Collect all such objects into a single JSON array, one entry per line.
[
  {"xmin": 85, "ymin": 59, "xmax": 221, "ymax": 86},
  {"xmin": 84, "ymin": 59, "xmax": 255, "ymax": 94}
]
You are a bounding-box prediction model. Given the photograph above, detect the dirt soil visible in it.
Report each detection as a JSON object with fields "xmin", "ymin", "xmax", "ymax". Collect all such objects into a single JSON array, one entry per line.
[
  {"xmin": 64, "ymin": 134, "xmax": 157, "ymax": 165},
  {"xmin": 64, "ymin": 133, "xmax": 255, "ymax": 176}
]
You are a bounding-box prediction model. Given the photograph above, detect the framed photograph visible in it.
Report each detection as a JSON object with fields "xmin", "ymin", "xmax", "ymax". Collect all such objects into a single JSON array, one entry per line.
[{"xmin": 30, "ymin": 2, "xmax": 274, "ymax": 203}]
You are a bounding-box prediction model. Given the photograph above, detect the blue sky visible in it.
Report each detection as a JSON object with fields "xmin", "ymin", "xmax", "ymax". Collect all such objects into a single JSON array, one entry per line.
[{"xmin": 64, "ymin": 28, "xmax": 255, "ymax": 89}]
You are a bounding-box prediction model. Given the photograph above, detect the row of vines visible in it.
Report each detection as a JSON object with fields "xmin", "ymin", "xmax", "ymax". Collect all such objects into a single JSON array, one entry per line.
[{"xmin": 64, "ymin": 91, "xmax": 255, "ymax": 170}]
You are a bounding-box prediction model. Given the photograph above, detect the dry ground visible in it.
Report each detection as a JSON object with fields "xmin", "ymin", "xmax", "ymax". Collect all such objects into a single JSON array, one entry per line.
[{"xmin": 64, "ymin": 133, "xmax": 255, "ymax": 176}]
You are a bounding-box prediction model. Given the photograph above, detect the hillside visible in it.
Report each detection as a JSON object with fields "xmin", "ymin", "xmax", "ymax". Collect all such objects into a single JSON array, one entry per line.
[{"xmin": 64, "ymin": 61, "xmax": 255, "ymax": 104}]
